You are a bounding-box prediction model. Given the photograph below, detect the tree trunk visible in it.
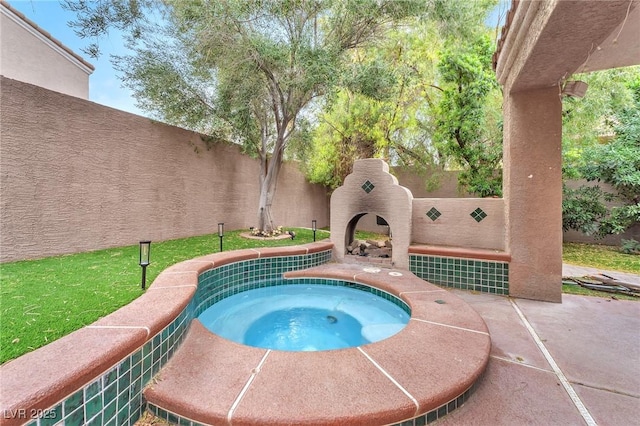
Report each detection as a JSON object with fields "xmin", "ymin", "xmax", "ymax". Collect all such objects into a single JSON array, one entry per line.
[{"xmin": 257, "ymin": 137, "xmax": 285, "ymax": 233}]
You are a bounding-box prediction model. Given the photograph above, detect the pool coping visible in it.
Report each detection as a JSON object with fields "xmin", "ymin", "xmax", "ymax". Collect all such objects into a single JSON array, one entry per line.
[
  {"xmin": 0, "ymin": 241, "xmax": 333, "ymax": 426},
  {"xmin": 144, "ymin": 263, "xmax": 491, "ymax": 425}
]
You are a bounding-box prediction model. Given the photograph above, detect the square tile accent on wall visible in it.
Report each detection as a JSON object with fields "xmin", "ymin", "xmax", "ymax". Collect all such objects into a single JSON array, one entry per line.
[
  {"xmin": 426, "ymin": 207, "xmax": 442, "ymax": 221},
  {"xmin": 361, "ymin": 180, "xmax": 375, "ymax": 193},
  {"xmin": 410, "ymin": 254, "xmax": 509, "ymax": 295},
  {"xmin": 470, "ymin": 207, "xmax": 488, "ymax": 223}
]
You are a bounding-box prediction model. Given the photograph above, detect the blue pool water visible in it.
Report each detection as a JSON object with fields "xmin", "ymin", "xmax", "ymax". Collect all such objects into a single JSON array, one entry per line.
[{"xmin": 198, "ymin": 283, "xmax": 410, "ymax": 351}]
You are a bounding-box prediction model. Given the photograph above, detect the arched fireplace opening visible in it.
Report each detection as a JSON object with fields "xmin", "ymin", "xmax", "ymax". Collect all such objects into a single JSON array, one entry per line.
[{"xmin": 344, "ymin": 213, "xmax": 393, "ymax": 261}]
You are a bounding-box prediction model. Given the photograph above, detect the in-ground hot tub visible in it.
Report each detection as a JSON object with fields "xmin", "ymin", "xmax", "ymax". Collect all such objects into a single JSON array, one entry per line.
[
  {"xmin": 144, "ymin": 252, "xmax": 490, "ymax": 426},
  {"xmin": 198, "ymin": 280, "xmax": 410, "ymax": 351}
]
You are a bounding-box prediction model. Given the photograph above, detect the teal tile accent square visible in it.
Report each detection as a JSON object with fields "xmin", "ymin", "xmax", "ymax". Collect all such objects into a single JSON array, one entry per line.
[
  {"xmin": 39, "ymin": 404, "xmax": 62, "ymax": 426},
  {"xmin": 64, "ymin": 389, "xmax": 84, "ymax": 415},
  {"xmin": 85, "ymin": 379, "xmax": 101, "ymax": 401},
  {"xmin": 103, "ymin": 382, "xmax": 117, "ymax": 405},
  {"xmin": 131, "ymin": 360, "xmax": 142, "ymax": 382},
  {"xmin": 361, "ymin": 180, "xmax": 375, "ymax": 193},
  {"xmin": 142, "ymin": 367, "xmax": 152, "ymax": 386},
  {"xmin": 470, "ymin": 207, "xmax": 488, "ymax": 222},
  {"xmin": 103, "ymin": 399, "xmax": 117, "ymax": 423},
  {"xmin": 426, "ymin": 207, "xmax": 441, "ymax": 221},
  {"xmin": 103, "ymin": 367, "xmax": 118, "ymax": 388},
  {"xmin": 85, "ymin": 393, "xmax": 103, "ymax": 421},
  {"xmin": 117, "ymin": 406, "xmax": 129, "ymax": 425},
  {"xmin": 131, "ymin": 375, "xmax": 143, "ymax": 397},
  {"xmin": 130, "ymin": 349, "xmax": 142, "ymax": 367},
  {"xmin": 117, "ymin": 387, "xmax": 130, "ymax": 411},
  {"xmin": 66, "ymin": 406, "xmax": 84, "ymax": 425}
]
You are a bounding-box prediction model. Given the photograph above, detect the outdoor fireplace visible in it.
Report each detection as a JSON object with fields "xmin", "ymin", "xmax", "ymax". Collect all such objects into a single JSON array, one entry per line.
[{"xmin": 330, "ymin": 159, "xmax": 413, "ymax": 269}]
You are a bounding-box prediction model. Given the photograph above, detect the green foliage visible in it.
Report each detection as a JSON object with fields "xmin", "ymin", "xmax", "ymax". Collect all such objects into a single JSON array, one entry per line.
[
  {"xmin": 563, "ymin": 243, "xmax": 640, "ymax": 274},
  {"xmin": 432, "ymin": 33, "xmax": 503, "ymax": 197},
  {"xmin": 65, "ymin": 0, "xmax": 429, "ymax": 231},
  {"xmin": 301, "ymin": 21, "xmax": 443, "ymax": 188},
  {"xmin": 301, "ymin": 1, "xmax": 498, "ymax": 190},
  {"xmin": 562, "ymin": 67, "xmax": 639, "ymax": 174},
  {"xmin": 562, "ymin": 73, "xmax": 640, "ymax": 238},
  {"xmin": 621, "ymin": 239, "xmax": 640, "ymax": 255},
  {"xmin": 562, "ymin": 185, "xmax": 608, "ymax": 234}
]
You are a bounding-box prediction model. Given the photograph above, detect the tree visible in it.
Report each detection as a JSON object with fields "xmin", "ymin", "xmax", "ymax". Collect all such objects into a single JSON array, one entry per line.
[
  {"xmin": 562, "ymin": 67, "xmax": 639, "ymax": 177},
  {"xmin": 299, "ymin": 1, "xmax": 498, "ymax": 191},
  {"xmin": 431, "ymin": 33, "xmax": 503, "ymax": 197},
  {"xmin": 64, "ymin": 0, "xmax": 427, "ymax": 232},
  {"xmin": 562, "ymin": 73, "xmax": 640, "ymax": 238}
]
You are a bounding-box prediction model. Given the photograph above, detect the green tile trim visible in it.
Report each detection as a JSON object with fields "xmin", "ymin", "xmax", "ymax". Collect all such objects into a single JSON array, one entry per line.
[
  {"xmin": 145, "ymin": 368, "xmax": 482, "ymax": 426},
  {"xmin": 409, "ymin": 254, "xmax": 509, "ymax": 295},
  {"xmin": 31, "ymin": 249, "xmax": 332, "ymax": 426},
  {"xmin": 390, "ymin": 374, "xmax": 482, "ymax": 425}
]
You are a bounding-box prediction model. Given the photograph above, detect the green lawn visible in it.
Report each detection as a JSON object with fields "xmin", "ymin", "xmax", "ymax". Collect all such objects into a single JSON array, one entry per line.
[
  {"xmin": 0, "ymin": 228, "xmax": 328, "ymax": 364},
  {"xmin": 562, "ymin": 243, "xmax": 639, "ymax": 300},
  {"xmin": 563, "ymin": 243, "xmax": 640, "ymax": 274},
  {"xmin": 1, "ymin": 235, "xmax": 636, "ymax": 363}
]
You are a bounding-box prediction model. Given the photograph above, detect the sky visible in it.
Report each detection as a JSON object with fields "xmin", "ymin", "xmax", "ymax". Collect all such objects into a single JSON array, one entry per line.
[{"xmin": 8, "ymin": 0, "xmax": 509, "ymax": 119}]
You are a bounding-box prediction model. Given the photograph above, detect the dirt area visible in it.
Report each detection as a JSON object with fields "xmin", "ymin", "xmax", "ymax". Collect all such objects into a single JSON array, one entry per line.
[{"xmin": 134, "ymin": 411, "xmax": 170, "ymax": 426}]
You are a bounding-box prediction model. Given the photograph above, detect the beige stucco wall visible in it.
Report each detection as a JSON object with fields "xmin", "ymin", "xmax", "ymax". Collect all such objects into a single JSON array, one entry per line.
[
  {"xmin": 412, "ymin": 198, "xmax": 505, "ymax": 251},
  {"xmin": 0, "ymin": 5, "xmax": 92, "ymax": 99},
  {"xmin": 331, "ymin": 159, "xmax": 413, "ymax": 268},
  {"xmin": 0, "ymin": 77, "xmax": 329, "ymax": 262},
  {"xmin": 354, "ymin": 168, "xmax": 471, "ymax": 235},
  {"xmin": 503, "ymin": 87, "xmax": 563, "ymax": 302}
]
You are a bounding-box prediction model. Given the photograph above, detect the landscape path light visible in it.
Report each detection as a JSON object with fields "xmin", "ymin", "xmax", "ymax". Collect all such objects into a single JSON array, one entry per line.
[
  {"xmin": 312, "ymin": 219, "xmax": 317, "ymax": 242},
  {"xmin": 218, "ymin": 223, "xmax": 224, "ymax": 252},
  {"xmin": 139, "ymin": 240, "xmax": 151, "ymax": 290}
]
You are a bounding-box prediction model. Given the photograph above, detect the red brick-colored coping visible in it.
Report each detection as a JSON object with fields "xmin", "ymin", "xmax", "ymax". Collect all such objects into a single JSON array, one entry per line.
[
  {"xmin": 409, "ymin": 244, "xmax": 511, "ymax": 262},
  {"xmin": 144, "ymin": 263, "xmax": 491, "ymax": 425},
  {"xmin": 0, "ymin": 241, "xmax": 333, "ymax": 426}
]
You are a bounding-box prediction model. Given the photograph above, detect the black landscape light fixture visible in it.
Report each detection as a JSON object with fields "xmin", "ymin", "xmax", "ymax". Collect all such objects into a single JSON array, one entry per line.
[
  {"xmin": 218, "ymin": 223, "xmax": 224, "ymax": 252},
  {"xmin": 139, "ymin": 240, "xmax": 151, "ymax": 289},
  {"xmin": 312, "ymin": 219, "xmax": 317, "ymax": 242}
]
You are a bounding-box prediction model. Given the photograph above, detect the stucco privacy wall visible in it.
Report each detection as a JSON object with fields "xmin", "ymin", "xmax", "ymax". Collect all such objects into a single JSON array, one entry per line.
[
  {"xmin": 412, "ymin": 198, "xmax": 505, "ymax": 251},
  {"xmin": 331, "ymin": 159, "xmax": 507, "ymax": 270},
  {"xmin": 0, "ymin": 77, "xmax": 329, "ymax": 263}
]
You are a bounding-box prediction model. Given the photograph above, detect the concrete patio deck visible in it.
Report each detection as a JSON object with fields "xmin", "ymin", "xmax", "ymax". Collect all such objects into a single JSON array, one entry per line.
[
  {"xmin": 138, "ymin": 264, "xmax": 639, "ymax": 426},
  {"xmin": 437, "ymin": 285, "xmax": 639, "ymax": 425}
]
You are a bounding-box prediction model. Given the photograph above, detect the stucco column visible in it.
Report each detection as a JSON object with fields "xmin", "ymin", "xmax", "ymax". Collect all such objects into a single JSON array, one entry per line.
[{"xmin": 503, "ymin": 87, "xmax": 562, "ymax": 302}]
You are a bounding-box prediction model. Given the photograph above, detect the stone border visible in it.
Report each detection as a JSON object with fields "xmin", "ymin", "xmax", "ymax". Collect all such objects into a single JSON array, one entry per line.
[
  {"xmin": 144, "ymin": 263, "xmax": 490, "ymax": 425},
  {"xmin": 408, "ymin": 244, "xmax": 511, "ymax": 262},
  {"xmin": 0, "ymin": 241, "xmax": 333, "ymax": 426},
  {"xmin": 238, "ymin": 232, "xmax": 292, "ymax": 240}
]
